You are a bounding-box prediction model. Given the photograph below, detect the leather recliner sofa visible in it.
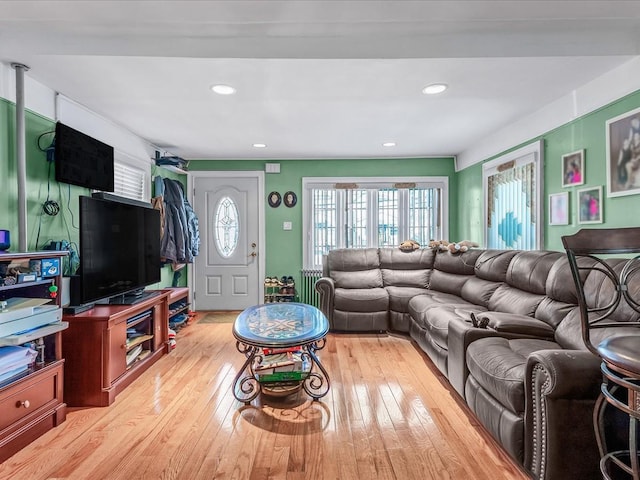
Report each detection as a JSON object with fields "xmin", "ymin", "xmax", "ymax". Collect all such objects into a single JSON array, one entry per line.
[{"xmin": 315, "ymin": 247, "xmax": 630, "ymax": 480}]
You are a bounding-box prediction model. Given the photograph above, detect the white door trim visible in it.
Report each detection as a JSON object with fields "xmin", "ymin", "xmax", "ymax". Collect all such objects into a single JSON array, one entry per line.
[{"xmin": 188, "ymin": 170, "xmax": 265, "ymax": 310}]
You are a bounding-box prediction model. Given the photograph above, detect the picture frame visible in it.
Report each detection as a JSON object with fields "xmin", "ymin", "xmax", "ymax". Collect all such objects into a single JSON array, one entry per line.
[
  {"xmin": 577, "ymin": 186, "xmax": 603, "ymax": 224},
  {"xmin": 548, "ymin": 192, "xmax": 569, "ymax": 225},
  {"xmin": 268, "ymin": 191, "xmax": 281, "ymax": 208},
  {"xmin": 283, "ymin": 191, "xmax": 297, "ymax": 208},
  {"xmin": 561, "ymin": 149, "xmax": 584, "ymax": 187},
  {"xmin": 606, "ymin": 105, "xmax": 640, "ymax": 197}
]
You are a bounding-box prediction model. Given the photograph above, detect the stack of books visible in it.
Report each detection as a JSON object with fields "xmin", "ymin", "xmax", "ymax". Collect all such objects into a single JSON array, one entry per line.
[{"xmin": 255, "ymin": 349, "xmax": 308, "ymax": 383}]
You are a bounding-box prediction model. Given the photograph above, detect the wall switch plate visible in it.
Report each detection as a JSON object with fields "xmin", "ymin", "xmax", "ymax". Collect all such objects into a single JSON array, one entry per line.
[{"xmin": 283, "ymin": 221, "xmax": 292, "ymax": 230}]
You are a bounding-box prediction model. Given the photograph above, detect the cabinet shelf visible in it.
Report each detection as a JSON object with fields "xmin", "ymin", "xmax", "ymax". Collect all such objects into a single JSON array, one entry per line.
[
  {"xmin": 165, "ymin": 288, "xmax": 190, "ymax": 332},
  {"xmin": 0, "ymin": 278, "xmax": 54, "ymax": 293},
  {"xmin": 126, "ymin": 334, "xmax": 153, "ymax": 351},
  {"xmin": 126, "ymin": 310, "xmax": 152, "ymax": 328}
]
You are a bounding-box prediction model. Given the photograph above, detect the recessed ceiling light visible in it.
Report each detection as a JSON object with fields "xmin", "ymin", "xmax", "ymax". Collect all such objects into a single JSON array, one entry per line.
[
  {"xmin": 253, "ymin": 143, "xmax": 267, "ymax": 148},
  {"xmin": 422, "ymin": 83, "xmax": 448, "ymax": 95},
  {"xmin": 383, "ymin": 142, "xmax": 396, "ymax": 147},
  {"xmin": 211, "ymin": 84, "xmax": 236, "ymax": 95}
]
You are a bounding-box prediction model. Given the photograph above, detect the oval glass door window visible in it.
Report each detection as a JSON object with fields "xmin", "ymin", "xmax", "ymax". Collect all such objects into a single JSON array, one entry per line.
[{"xmin": 214, "ymin": 196, "xmax": 239, "ymax": 258}]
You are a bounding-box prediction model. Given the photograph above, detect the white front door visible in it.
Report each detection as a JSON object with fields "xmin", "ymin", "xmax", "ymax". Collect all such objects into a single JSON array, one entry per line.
[{"xmin": 190, "ymin": 172, "xmax": 264, "ymax": 311}]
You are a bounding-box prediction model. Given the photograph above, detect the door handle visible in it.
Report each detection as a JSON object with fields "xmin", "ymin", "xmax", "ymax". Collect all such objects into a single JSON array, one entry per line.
[{"xmin": 248, "ymin": 252, "xmax": 257, "ymax": 258}]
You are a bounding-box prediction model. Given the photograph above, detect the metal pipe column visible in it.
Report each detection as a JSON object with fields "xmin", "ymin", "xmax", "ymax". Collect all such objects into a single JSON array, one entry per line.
[{"xmin": 11, "ymin": 63, "xmax": 30, "ymax": 252}]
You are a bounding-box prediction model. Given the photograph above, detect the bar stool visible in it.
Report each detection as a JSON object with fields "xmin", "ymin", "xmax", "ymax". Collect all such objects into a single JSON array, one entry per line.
[{"xmin": 563, "ymin": 227, "xmax": 640, "ymax": 480}]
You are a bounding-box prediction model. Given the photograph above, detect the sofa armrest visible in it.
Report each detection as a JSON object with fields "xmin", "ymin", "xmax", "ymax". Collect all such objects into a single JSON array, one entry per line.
[
  {"xmin": 476, "ymin": 311, "xmax": 555, "ymax": 339},
  {"xmin": 525, "ymin": 349, "xmax": 602, "ymax": 480},
  {"xmin": 447, "ymin": 319, "xmax": 504, "ymax": 397},
  {"xmin": 315, "ymin": 277, "xmax": 335, "ymax": 328}
]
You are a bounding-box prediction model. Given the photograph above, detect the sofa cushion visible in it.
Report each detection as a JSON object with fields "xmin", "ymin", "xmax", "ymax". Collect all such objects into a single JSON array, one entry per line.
[
  {"xmin": 381, "ymin": 269, "xmax": 430, "ymax": 288},
  {"xmin": 408, "ymin": 290, "xmax": 480, "ymax": 317},
  {"xmin": 544, "ymin": 256, "xmax": 579, "ymax": 305},
  {"xmin": 423, "ymin": 305, "xmax": 486, "ymax": 351},
  {"xmin": 488, "ymin": 284, "xmax": 545, "ymax": 316},
  {"xmin": 327, "ymin": 247, "xmax": 380, "ymax": 272},
  {"xmin": 328, "ymin": 248, "xmax": 382, "ymax": 288},
  {"xmin": 466, "ymin": 337, "xmax": 560, "ymax": 413},
  {"xmin": 433, "ymin": 249, "xmax": 483, "ymax": 274},
  {"xmin": 460, "ymin": 276, "xmax": 502, "ymax": 308},
  {"xmin": 506, "ymin": 251, "xmax": 564, "ymax": 295},
  {"xmin": 334, "ymin": 287, "xmax": 388, "ymax": 312},
  {"xmin": 378, "ymin": 248, "xmax": 433, "ymax": 287},
  {"xmin": 474, "ymin": 250, "xmax": 519, "ymax": 282},
  {"xmin": 386, "ymin": 287, "xmax": 429, "ymax": 314},
  {"xmin": 332, "ymin": 269, "xmax": 383, "ymax": 289}
]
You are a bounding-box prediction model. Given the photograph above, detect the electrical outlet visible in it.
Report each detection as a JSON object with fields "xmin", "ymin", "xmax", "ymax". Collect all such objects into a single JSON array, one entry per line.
[{"xmin": 283, "ymin": 221, "xmax": 292, "ymax": 230}]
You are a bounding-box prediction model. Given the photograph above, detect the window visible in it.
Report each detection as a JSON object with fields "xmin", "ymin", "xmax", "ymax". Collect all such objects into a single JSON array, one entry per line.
[
  {"xmin": 483, "ymin": 141, "xmax": 543, "ymax": 250},
  {"xmin": 113, "ymin": 152, "xmax": 150, "ymax": 201},
  {"xmin": 214, "ymin": 196, "xmax": 239, "ymax": 258},
  {"xmin": 303, "ymin": 177, "xmax": 448, "ymax": 268}
]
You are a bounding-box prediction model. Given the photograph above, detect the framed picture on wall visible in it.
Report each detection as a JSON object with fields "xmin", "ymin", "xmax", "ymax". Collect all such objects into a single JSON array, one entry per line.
[
  {"xmin": 561, "ymin": 150, "xmax": 584, "ymax": 187},
  {"xmin": 548, "ymin": 192, "xmax": 569, "ymax": 225},
  {"xmin": 577, "ymin": 186, "xmax": 603, "ymax": 224},
  {"xmin": 606, "ymin": 105, "xmax": 640, "ymax": 197}
]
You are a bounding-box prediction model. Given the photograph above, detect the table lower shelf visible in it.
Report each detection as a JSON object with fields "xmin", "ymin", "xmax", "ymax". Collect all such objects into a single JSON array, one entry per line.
[{"xmin": 232, "ymin": 340, "xmax": 330, "ymax": 404}]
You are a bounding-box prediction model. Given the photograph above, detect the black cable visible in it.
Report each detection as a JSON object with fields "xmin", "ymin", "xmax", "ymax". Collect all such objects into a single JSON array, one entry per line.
[
  {"xmin": 42, "ymin": 158, "xmax": 60, "ymax": 216},
  {"xmin": 43, "ymin": 200, "xmax": 60, "ymax": 216},
  {"xmin": 37, "ymin": 130, "xmax": 55, "ymax": 151},
  {"xmin": 66, "ymin": 183, "xmax": 78, "ymax": 229}
]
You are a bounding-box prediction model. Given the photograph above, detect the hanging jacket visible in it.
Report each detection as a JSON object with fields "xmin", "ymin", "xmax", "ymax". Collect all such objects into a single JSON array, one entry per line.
[{"xmin": 160, "ymin": 178, "xmax": 200, "ymax": 263}]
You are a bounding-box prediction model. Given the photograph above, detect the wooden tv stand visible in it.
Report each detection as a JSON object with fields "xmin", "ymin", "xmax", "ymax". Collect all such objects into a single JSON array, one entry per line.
[{"xmin": 61, "ymin": 290, "xmax": 170, "ymax": 407}]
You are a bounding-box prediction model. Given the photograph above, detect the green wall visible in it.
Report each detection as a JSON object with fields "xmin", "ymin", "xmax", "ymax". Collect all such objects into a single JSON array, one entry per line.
[
  {"xmin": 456, "ymin": 89, "xmax": 640, "ymax": 251},
  {"xmin": 0, "ymin": 98, "xmax": 180, "ymax": 289},
  {"xmin": 9, "ymin": 86, "xmax": 640, "ymax": 293},
  {"xmin": 0, "ymin": 99, "xmax": 87, "ymax": 252},
  {"xmin": 191, "ymin": 157, "xmax": 457, "ymax": 283}
]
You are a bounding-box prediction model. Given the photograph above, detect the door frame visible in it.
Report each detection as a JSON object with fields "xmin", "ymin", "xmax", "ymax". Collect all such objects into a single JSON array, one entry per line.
[{"xmin": 188, "ymin": 170, "xmax": 266, "ymax": 310}]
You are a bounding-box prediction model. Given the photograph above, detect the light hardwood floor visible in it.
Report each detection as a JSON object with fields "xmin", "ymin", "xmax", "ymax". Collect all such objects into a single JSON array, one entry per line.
[{"xmin": 0, "ymin": 318, "xmax": 529, "ymax": 480}]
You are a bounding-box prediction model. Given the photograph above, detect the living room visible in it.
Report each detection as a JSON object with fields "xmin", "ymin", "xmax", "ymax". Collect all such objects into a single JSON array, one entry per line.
[{"xmin": 2, "ymin": 2, "xmax": 640, "ymax": 479}]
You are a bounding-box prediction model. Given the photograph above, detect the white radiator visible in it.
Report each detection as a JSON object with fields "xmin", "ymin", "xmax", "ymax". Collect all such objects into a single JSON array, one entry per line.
[{"xmin": 300, "ymin": 269, "xmax": 322, "ymax": 308}]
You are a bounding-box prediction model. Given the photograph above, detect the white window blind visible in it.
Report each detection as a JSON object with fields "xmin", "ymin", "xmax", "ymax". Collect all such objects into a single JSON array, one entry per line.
[{"xmin": 113, "ymin": 160, "xmax": 147, "ymax": 201}]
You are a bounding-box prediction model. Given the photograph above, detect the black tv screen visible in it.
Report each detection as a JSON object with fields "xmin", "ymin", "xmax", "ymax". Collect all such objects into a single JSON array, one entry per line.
[
  {"xmin": 74, "ymin": 195, "xmax": 160, "ymax": 305},
  {"xmin": 55, "ymin": 122, "xmax": 115, "ymax": 192}
]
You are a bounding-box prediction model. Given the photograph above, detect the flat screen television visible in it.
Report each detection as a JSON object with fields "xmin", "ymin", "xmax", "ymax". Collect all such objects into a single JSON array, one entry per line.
[
  {"xmin": 70, "ymin": 194, "xmax": 161, "ymax": 307},
  {"xmin": 54, "ymin": 122, "xmax": 115, "ymax": 192}
]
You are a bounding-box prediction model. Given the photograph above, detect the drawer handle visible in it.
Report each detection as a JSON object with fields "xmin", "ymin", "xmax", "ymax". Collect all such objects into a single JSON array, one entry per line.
[{"xmin": 16, "ymin": 400, "xmax": 30, "ymax": 409}]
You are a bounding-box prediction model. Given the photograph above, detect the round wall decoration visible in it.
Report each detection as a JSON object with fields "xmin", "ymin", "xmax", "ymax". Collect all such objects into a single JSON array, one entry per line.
[
  {"xmin": 268, "ymin": 191, "xmax": 281, "ymax": 208},
  {"xmin": 284, "ymin": 191, "xmax": 297, "ymax": 208}
]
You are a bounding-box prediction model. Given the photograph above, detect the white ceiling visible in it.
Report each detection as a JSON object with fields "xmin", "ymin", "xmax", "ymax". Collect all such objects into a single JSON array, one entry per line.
[{"xmin": 1, "ymin": 1, "xmax": 639, "ymax": 161}]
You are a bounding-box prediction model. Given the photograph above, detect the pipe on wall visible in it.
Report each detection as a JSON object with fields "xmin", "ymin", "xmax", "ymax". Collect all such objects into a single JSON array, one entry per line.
[{"xmin": 11, "ymin": 63, "xmax": 29, "ymax": 252}]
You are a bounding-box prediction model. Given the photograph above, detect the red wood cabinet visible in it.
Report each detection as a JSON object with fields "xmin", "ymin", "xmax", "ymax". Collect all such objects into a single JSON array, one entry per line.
[
  {"xmin": 0, "ymin": 251, "xmax": 68, "ymax": 462},
  {"xmin": 62, "ymin": 290, "xmax": 170, "ymax": 407}
]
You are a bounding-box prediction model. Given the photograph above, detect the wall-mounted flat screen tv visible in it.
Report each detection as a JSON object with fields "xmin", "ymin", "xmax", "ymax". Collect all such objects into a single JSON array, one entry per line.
[{"xmin": 54, "ymin": 122, "xmax": 115, "ymax": 192}]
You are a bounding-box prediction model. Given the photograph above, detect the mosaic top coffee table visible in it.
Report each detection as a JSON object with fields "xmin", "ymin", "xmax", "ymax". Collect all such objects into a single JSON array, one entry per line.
[{"xmin": 232, "ymin": 302, "xmax": 330, "ymax": 404}]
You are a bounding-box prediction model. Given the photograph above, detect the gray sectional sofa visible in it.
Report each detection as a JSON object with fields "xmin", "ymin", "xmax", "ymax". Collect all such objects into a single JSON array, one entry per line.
[{"xmin": 315, "ymin": 246, "xmax": 619, "ymax": 480}]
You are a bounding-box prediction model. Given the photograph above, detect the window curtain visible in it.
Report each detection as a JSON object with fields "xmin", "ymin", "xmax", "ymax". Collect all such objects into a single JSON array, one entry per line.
[{"xmin": 486, "ymin": 161, "xmax": 536, "ymax": 249}]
